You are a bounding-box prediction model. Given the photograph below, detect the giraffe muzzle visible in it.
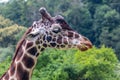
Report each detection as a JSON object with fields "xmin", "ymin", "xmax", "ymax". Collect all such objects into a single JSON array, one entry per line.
[{"xmin": 77, "ymin": 41, "xmax": 92, "ymax": 51}]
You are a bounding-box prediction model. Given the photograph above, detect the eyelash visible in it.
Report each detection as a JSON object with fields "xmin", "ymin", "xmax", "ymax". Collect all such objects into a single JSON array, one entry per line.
[{"xmin": 52, "ymin": 28, "xmax": 61, "ymax": 33}]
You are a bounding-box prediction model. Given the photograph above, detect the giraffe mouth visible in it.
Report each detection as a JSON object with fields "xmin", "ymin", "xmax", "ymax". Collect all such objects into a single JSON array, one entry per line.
[
  {"xmin": 70, "ymin": 39, "xmax": 92, "ymax": 51},
  {"xmin": 77, "ymin": 41, "xmax": 92, "ymax": 51}
]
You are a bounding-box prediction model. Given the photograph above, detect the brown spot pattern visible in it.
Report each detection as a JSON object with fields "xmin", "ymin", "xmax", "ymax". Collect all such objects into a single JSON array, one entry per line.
[
  {"xmin": 16, "ymin": 63, "xmax": 29, "ymax": 80},
  {"xmin": 43, "ymin": 43, "xmax": 47, "ymax": 47},
  {"xmin": 63, "ymin": 38, "xmax": 68, "ymax": 44},
  {"xmin": 50, "ymin": 43, "xmax": 56, "ymax": 47},
  {"xmin": 35, "ymin": 40, "xmax": 40, "ymax": 45},
  {"xmin": 57, "ymin": 39, "xmax": 62, "ymax": 44},
  {"xmin": 68, "ymin": 31, "xmax": 73, "ymax": 37},
  {"xmin": 40, "ymin": 48, "xmax": 44, "ymax": 51},
  {"xmin": 36, "ymin": 53, "xmax": 39, "ymax": 57},
  {"xmin": 16, "ymin": 47, "xmax": 23, "ymax": 61},
  {"xmin": 4, "ymin": 73, "xmax": 9, "ymax": 80},
  {"xmin": 22, "ymin": 54, "xmax": 35, "ymax": 68},
  {"xmin": 26, "ymin": 42, "xmax": 33, "ymax": 49},
  {"xmin": 61, "ymin": 45, "xmax": 65, "ymax": 48},
  {"xmin": 28, "ymin": 47, "xmax": 37, "ymax": 56},
  {"xmin": 75, "ymin": 33, "xmax": 79, "ymax": 38}
]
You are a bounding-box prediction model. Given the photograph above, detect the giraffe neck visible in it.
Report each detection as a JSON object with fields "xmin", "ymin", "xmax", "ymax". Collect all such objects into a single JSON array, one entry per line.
[
  {"xmin": 0, "ymin": 39, "xmax": 42, "ymax": 80},
  {"xmin": 0, "ymin": 27, "xmax": 41, "ymax": 80}
]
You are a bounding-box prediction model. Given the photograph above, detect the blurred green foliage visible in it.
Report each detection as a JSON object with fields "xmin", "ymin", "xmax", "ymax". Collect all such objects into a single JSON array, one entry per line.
[
  {"xmin": 0, "ymin": 47, "xmax": 119, "ymax": 80},
  {"xmin": 0, "ymin": 46, "xmax": 13, "ymax": 62},
  {"xmin": 0, "ymin": 25, "xmax": 26, "ymax": 47},
  {"xmin": 0, "ymin": 56, "xmax": 11, "ymax": 76},
  {"xmin": 0, "ymin": 15, "xmax": 27, "ymax": 61},
  {"xmin": 0, "ymin": 15, "xmax": 27, "ymax": 47},
  {"xmin": 0, "ymin": 15, "xmax": 14, "ymax": 28},
  {"xmin": 32, "ymin": 46, "xmax": 118, "ymax": 80}
]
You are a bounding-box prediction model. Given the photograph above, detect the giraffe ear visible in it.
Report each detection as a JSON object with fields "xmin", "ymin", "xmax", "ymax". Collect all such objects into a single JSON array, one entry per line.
[{"xmin": 39, "ymin": 7, "xmax": 53, "ymax": 22}]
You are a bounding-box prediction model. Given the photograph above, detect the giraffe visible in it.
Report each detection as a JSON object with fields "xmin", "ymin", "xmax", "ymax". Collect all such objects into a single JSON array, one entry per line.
[{"xmin": 0, "ymin": 7, "xmax": 92, "ymax": 80}]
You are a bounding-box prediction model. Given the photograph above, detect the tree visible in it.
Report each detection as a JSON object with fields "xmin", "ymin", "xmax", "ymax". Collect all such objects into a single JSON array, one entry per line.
[
  {"xmin": 99, "ymin": 26, "xmax": 120, "ymax": 59},
  {"xmin": 32, "ymin": 47, "xmax": 118, "ymax": 80},
  {"xmin": 0, "ymin": 15, "xmax": 14, "ymax": 28},
  {"xmin": 66, "ymin": 7, "xmax": 93, "ymax": 41},
  {"xmin": 0, "ymin": 15, "xmax": 26, "ymax": 61}
]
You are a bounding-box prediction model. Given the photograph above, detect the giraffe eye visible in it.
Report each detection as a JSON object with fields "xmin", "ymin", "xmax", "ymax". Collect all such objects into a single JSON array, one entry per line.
[
  {"xmin": 26, "ymin": 32, "xmax": 39, "ymax": 40},
  {"xmin": 51, "ymin": 24, "xmax": 61, "ymax": 34},
  {"xmin": 28, "ymin": 33, "xmax": 39, "ymax": 38},
  {"xmin": 52, "ymin": 27, "xmax": 61, "ymax": 33}
]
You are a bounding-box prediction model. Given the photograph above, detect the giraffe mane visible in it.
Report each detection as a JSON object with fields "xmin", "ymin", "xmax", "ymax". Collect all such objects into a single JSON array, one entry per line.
[
  {"xmin": 56, "ymin": 18, "xmax": 73, "ymax": 31},
  {"xmin": 12, "ymin": 27, "xmax": 32, "ymax": 61}
]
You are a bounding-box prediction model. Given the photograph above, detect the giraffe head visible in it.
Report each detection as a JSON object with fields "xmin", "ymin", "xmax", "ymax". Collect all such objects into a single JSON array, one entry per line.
[{"xmin": 26, "ymin": 7, "xmax": 92, "ymax": 52}]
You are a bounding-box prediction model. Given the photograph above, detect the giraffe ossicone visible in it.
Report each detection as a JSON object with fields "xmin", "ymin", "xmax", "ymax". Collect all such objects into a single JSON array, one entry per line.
[{"xmin": 0, "ymin": 7, "xmax": 92, "ymax": 80}]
